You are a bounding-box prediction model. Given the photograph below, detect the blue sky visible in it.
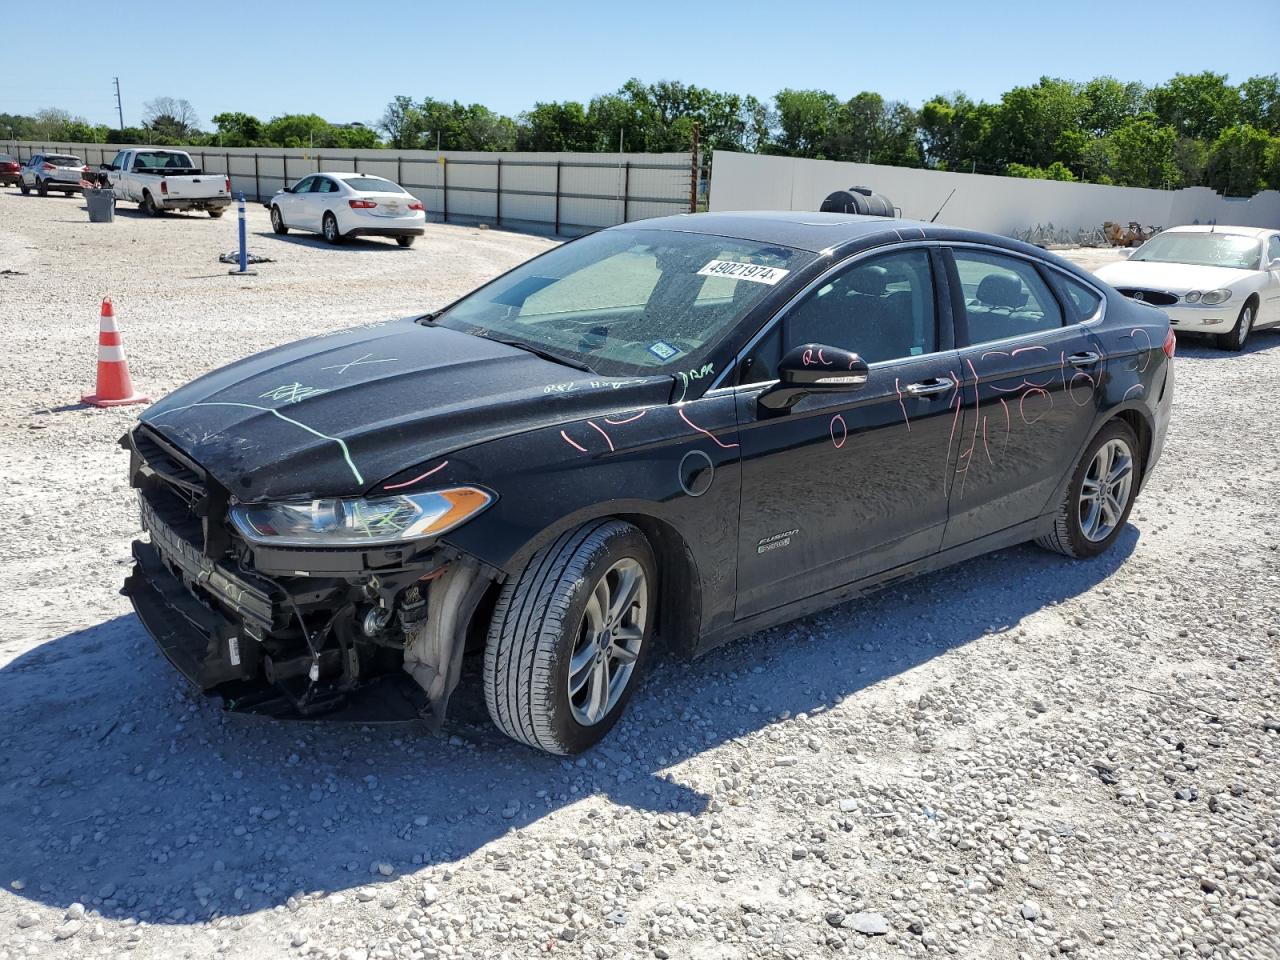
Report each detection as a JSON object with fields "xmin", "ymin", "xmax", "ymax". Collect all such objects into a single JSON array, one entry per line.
[{"xmin": 3, "ymin": 0, "xmax": 1277, "ymax": 128}]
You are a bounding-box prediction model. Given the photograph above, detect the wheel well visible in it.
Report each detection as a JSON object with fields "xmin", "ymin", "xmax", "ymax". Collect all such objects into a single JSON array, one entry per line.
[
  {"xmin": 617, "ymin": 513, "xmax": 701, "ymax": 659},
  {"xmin": 1113, "ymin": 409, "xmax": 1153, "ymax": 486},
  {"xmin": 1243, "ymin": 293, "xmax": 1259, "ymax": 312}
]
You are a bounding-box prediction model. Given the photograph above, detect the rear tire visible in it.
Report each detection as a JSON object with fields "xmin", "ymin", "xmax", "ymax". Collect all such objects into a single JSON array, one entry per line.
[
  {"xmin": 207, "ymin": 207, "xmax": 225, "ymax": 218},
  {"xmin": 270, "ymin": 205, "xmax": 288, "ymax": 234},
  {"xmin": 142, "ymin": 192, "xmax": 163, "ymax": 217},
  {"xmin": 1216, "ymin": 302, "xmax": 1254, "ymax": 352},
  {"xmin": 484, "ymin": 520, "xmax": 656, "ymax": 755},
  {"xmin": 396, "ymin": 236, "xmax": 415, "ymax": 248},
  {"xmin": 322, "ymin": 212, "xmax": 344, "ymax": 245},
  {"xmin": 1036, "ymin": 420, "xmax": 1140, "ymax": 559}
]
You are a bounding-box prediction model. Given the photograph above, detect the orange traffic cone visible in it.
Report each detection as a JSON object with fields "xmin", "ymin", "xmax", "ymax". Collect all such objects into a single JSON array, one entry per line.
[{"xmin": 82, "ymin": 298, "xmax": 149, "ymax": 407}]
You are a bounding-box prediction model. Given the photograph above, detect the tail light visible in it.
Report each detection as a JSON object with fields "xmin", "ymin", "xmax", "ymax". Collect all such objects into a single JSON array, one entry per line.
[
  {"xmin": 1163, "ymin": 328, "xmax": 1176, "ymax": 358},
  {"xmin": 42, "ymin": 162, "xmax": 54, "ymax": 171},
  {"xmin": 224, "ymin": 177, "xmax": 231, "ymax": 193},
  {"xmin": 407, "ymin": 201, "xmax": 424, "ymax": 211},
  {"xmin": 82, "ymin": 165, "xmax": 90, "ymax": 173},
  {"xmin": 349, "ymin": 199, "xmax": 377, "ymax": 209},
  {"xmin": 160, "ymin": 180, "xmax": 168, "ymax": 195}
]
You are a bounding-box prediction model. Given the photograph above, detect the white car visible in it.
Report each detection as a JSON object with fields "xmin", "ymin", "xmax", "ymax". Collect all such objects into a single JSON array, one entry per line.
[
  {"xmin": 18, "ymin": 152, "xmax": 89, "ymax": 196},
  {"xmin": 1095, "ymin": 225, "xmax": 1280, "ymax": 351},
  {"xmin": 268, "ymin": 173, "xmax": 425, "ymax": 247}
]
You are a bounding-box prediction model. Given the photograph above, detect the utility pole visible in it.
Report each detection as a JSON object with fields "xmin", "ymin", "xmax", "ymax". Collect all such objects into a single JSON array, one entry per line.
[{"xmin": 113, "ymin": 77, "xmax": 124, "ymax": 131}]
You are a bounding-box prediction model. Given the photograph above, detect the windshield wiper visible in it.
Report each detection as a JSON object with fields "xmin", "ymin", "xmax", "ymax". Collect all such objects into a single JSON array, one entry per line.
[{"xmin": 487, "ymin": 337, "xmax": 594, "ymax": 373}]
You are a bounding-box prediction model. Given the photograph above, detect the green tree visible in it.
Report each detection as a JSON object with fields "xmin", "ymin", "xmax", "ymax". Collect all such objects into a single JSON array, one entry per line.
[
  {"xmin": 212, "ymin": 112, "xmax": 266, "ymax": 147},
  {"xmin": 1150, "ymin": 72, "xmax": 1241, "ymax": 141},
  {"xmin": 770, "ymin": 89, "xmax": 841, "ymax": 158},
  {"xmin": 1205, "ymin": 124, "xmax": 1273, "ymax": 195},
  {"xmin": 990, "ymin": 77, "xmax": 1087, "ymax": 170},
  {"xmin": 517, "ymin": 101, "xmax": 593, "ymax": 151},
  {"xmin": 1006, "ymin": 161, "xmax": 1076, "ymax": 181},
  {"xmin": 1084, "ymin": 118, "xmax": 1181, "ymax": 188},
  {"xmin": 1238, "ymin": 74, "xmax": 1280, "ymax": 135},
  {"xmin": 142, "ymin": 97, "xmax": 200, "ymax": 141},
  {"xmin": 1079, "ymin": 77, "xmax": 1146, "ymax": 136}
]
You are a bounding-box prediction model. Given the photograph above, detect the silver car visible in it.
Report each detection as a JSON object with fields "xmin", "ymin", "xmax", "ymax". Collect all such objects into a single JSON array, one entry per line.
[{"xmin": 19, "ymin": 153, "xmax": 88, "ymax": 197}]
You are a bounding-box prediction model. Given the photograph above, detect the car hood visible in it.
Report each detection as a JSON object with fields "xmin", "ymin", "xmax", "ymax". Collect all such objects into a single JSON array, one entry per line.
[
  {"xmin": 1094, "ymin": 259, "xmax": 1254, "ymax": 293},
  {"xmin": 141, "ymin": 319, "xmax": 670, "ymax": 501}
]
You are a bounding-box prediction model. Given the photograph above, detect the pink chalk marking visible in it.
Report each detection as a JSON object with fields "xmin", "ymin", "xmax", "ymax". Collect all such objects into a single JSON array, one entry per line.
[
  {"xmin": 679, "ymin": 407, "xmax": 739, "ymax": 449},
  {"xmin": 817, "ymin": 347, "xmax": 830, "ymax": 366},
  {"xmin": 958, "ymin": 358, "xmax": 981, "ymax": 496},
  {"xmin": 586, "ymin": 420, "xmax": 615, "ymax": 452},
  {"xmin": 1069, "ymin": 371, "xmax": 1096, "ymax": 406},
  {"xmin": 802, "ymin": 348, "xmax": 814, "ymax": 367},
  {"xmin": 560, "ymin": 430, "xmax": 588, "ymax": 453},
  {"xmin": 1123, "ymin": 383, "xmax": 1145, "ymax": 400},
  {"xmin": 980, "ymin": 349, "xmax": 1011, "ymax": 362},
  {"xmin": 383, "ymin": 461, "xmax": 449, "ymax": 491},
  {"xmin": 830, "ymin": 413, "xmax": 847, "ymax": 449},
  {"xmin": 999, "ymin": 397, "xmax": 1011, "ymax": 454},
  {"xmin": 603, "ymin": 410, "xmax": 647, "ymax": 425},
  {"xmin": 1012, "ymin": 345, "xmax": 1048, "ymax": 356},
  {"xmin": 1019, "ymin": 387, "xmax": 1050, "ymax": 425},
  {"xmin": 982, "ymin": 416, "xmax": 993, "ymax": 465},
  {"xmin": 943, "ymin": 391, "xmax": 963, "ymax": 490},
  {"xmin": 1130, "ymin": 327, "xmax": 1153, "ymax": 373},
  {"xmin": 894, "ymin": 378, "xmax": 912, "ymax": 432}
]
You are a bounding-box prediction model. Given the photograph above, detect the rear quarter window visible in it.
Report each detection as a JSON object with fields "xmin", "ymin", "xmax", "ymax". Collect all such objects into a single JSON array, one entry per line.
[{"xmin": 1060, "ymin": 276, "xmax": 1103, "ymax": 322}]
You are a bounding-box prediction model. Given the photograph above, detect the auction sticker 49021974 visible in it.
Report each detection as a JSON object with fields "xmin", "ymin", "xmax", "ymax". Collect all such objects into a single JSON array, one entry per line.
[{"xmin": 697, "ymin": 260, "xmax": 791, "ymax": 285}]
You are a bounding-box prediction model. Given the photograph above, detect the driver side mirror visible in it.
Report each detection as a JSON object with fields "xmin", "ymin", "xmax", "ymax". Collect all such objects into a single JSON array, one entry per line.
[{"xmin": 758, "ymin": 343, "xmax": 869, "ymax": 414}]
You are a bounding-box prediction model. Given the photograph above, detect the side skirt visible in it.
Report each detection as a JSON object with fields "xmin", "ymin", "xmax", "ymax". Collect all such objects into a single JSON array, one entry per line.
[{"xmin": 692, "ymin": 515, "xmax": 1049, "ymax": 657}]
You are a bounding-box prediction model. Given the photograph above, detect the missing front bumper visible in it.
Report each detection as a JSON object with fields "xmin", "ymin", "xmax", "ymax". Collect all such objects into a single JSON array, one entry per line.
[{"xmin": 124, "ymin": 540, "xmax": 429, "ymax": 722}]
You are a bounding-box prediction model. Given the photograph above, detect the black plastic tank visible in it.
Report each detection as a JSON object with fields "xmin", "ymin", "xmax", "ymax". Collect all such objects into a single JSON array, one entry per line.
[{"xmin": 819, "ymin": 186, "xmax": 895, "ymax": 217}]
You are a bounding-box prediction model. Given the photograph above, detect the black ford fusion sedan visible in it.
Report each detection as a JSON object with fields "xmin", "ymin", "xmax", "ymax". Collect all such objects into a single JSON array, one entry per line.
[{"xmin": 124, "ymin": 212, "xmax": 1174, "ymax": 754}]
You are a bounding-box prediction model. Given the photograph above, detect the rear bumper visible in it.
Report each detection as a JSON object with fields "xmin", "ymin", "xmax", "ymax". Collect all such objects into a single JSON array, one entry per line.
[
  {"xmin": 347, "ymin": 225, "xmax": 426, "ymax": 238},
  {"xmin": 161, "ymin": 196, "xmax": 231, "ymax": 210},
  {"xmin": 41, "ymin": 178, "xmax": 82, "ymax": 190}
]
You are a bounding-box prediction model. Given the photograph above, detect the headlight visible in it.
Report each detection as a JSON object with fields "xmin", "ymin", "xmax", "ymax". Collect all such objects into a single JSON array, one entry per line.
[
  {"xmin": 1199, "ymin": 288, "xmax": 1231, "ymax": 305},
  {"xmin": 1183, "ymin": 290, "xmax": 1201, "ymax": 303},
  {"xmin": 229, "ymin": 487, "xmax": 493, "ymax": 547}
]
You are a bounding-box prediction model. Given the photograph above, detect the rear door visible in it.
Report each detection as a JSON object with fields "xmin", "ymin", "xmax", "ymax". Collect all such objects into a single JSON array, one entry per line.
[
  {"xmin": 733, "ymin": 244, "xmax": 961, "ymax": 619},
  {"xmin": 940, "ymin": 245, "xmax": 1104, "ymax": 548}
]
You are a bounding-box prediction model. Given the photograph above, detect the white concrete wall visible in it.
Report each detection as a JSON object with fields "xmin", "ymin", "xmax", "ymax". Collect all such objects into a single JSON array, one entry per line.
[
  {"xmin": 708, "ymin": 150, "xmax": 1280, "ymax": 235},
  {"xmin": 0, "ymin": 141, "xmax": 693, "ymax": 235}
]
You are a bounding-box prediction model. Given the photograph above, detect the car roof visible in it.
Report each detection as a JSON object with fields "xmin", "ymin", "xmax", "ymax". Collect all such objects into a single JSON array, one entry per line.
[
  {"xmin": 317, "ymin": 171, "xmax": 392, "ymax": 180},
  {"xmin": 623, "ymin": 211, "xmax": 930, "ymax": 253},
  {"xmin": 1162, "ymin": 224, "xmax": 1273, "ymax": 238}
]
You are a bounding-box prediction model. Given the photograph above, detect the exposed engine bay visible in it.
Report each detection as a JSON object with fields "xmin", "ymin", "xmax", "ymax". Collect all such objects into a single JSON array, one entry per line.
[{"xmin": 122, "ymin": 424, "xmax": 498, "ymax": 725}]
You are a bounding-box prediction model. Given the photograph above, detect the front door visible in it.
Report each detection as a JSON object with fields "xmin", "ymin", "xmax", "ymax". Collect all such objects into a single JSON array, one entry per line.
[
  {"xmin": 734, "ymin": 245, "xmax": 961, "ymax": 620},
  {"xmin": 941, "ymin": 246, "xmax": 1104, "ymax": 547}
]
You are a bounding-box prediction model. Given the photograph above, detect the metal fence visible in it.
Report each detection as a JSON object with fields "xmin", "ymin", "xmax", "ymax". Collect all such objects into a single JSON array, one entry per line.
[{"xmin": 1, "ymin": 141, "xmax": 696, "ymax": 236}]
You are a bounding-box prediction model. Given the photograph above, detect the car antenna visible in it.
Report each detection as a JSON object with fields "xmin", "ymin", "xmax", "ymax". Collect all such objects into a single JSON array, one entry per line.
[{"xmin": 929, "ymin": 189, "xmax": 957, "ymax": 223}]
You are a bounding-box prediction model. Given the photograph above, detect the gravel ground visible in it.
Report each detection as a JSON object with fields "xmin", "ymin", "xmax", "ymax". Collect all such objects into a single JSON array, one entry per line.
[{"xmin": 1, "ymin": 190, "xmax": 1278, "ymax": 960}]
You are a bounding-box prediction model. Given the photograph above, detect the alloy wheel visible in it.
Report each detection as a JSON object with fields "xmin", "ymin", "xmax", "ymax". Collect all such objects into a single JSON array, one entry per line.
[
  {"xmin": 1078, "ymin": 438, "xmax": 1134, "ymax": 542},
  {"xmin": 1239, "ymin": 306, "xmax": 1253, "ymax": 348},
  {"xmin": 567, "ymin": 558, "xmax": 647, "ymax": 726}
]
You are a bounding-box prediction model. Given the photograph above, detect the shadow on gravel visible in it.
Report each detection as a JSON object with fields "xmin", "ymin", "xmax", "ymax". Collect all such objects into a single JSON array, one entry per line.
[
  {"xmin": 0, "ymin": 529, "xmax": 1135, "ymax": 924},
  {"xmin": 254, "ymin": 230, "xmax": 414, "ymax": 253},
  {"xmin": 1173, "ymin": 329, "xmax": 1279, "ymax": 357}
]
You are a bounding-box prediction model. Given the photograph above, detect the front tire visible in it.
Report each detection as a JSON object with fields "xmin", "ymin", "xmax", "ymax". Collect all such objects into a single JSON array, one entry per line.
[
  {"xmin": 36, "ymin": 179, "xmax": 47, "ymax": 197},
  {"xmin": 207, "ymin": 207, "xmax": 225, "ymax": 218},
  {"xmin": 1036, "ymin": 420, "xmax": 1140, "ymax": 559},
  {"xmin": 322, "ymin": 212, "xmax": 344, "ymax": 245},
  {"xmin": 19, "ymin": 180, "xmax": 30, "ymax": 195},
  {"xmin": 270, "ymin": 205, "xmax": 288, "ymax": 234},
  {"xmin": 484, "ymin": 520, "xmax": 656, "ymax": 755},
  {"xmin": 1217, "ymin": 302, "xmax": 1254, "ymax": 352}
]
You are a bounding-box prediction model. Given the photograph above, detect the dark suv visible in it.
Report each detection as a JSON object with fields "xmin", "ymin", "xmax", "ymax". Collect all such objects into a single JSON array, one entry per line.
[{"xmin": 124, "ymin": 212, "xmax": 1174, "ymax": 754}]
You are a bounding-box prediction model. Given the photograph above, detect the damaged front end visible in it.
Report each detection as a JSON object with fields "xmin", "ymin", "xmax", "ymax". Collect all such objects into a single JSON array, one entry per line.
[{"xmin": 121, "ymin": 424, "xmax": 497, "ymax": 725}]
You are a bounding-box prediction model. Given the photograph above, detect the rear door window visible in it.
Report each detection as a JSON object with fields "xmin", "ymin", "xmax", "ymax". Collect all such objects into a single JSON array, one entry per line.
[{"xmin": 952, "ymin": 250, "xmax": 1064, "ymax": 345}]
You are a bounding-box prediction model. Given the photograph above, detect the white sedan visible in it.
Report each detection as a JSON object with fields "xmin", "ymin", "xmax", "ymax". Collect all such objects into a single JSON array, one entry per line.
[
  {"xmin": 268, "ymin": 173, "xmax": 426, "ymax": 247},
  {"xmin": 1095, "ymin": 225, "xmax": 1280, "ymax": 351}
]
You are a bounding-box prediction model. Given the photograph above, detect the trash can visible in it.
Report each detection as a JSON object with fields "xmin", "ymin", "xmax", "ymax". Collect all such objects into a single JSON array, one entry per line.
[{"xmin": 84, "ymin": 187, "xmax": 115, "ymax": 223}]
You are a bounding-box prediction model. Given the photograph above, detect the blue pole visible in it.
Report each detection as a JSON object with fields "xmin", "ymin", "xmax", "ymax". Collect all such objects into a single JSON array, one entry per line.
[{"xmin": 237, "ymin": 193, "xmax": 248, "ymax": 273}]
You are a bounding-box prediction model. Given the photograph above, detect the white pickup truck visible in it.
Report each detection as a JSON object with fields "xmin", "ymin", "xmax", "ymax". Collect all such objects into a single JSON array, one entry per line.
[{"xmin": 100, "ymin": 148, "xmax": 232, "ymax": 217}]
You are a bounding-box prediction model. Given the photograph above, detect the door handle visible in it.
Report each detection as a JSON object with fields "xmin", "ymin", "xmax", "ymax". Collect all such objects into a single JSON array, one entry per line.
[
  {"xmin": 1068, "ymin": 352, "xmax": 1100, "ymax": 367},
  {"xmin": 905, "ymin": 377, "xmax": 955, "ymax": 397}
]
